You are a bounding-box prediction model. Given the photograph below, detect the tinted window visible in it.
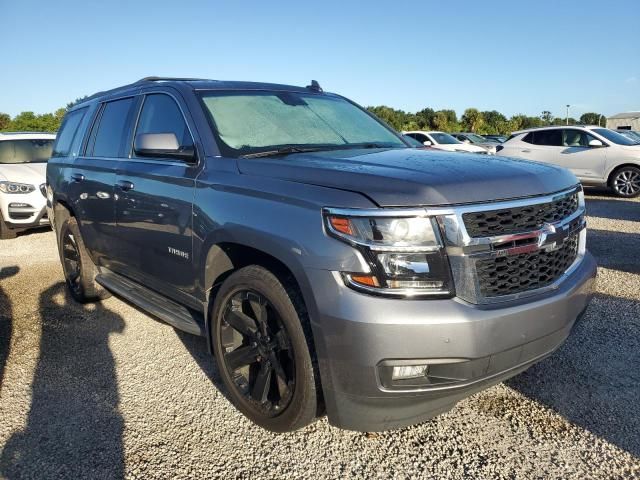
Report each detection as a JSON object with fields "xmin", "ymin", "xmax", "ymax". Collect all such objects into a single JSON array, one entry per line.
[
  {"xmin": 90, "ymin": 97, "xmax": 135, "ymax": 157},
  {"xmin": 0, "ymin": 139, "xmax": 54, "ymax": 164},
  {"xmin": 523, "ymin": 130, "xmax": 562, "ymax": 146},
  {"xmin": 430, "ymin": 132, "xmax": 460, "ymax": 144},
  {"xmin": 52, "ymin": 108, "xmax": 87, "ymax": 157},
  {"xmin": 135, "ymin": 94, "xmax": 193, "ymax": 154},
  {"xmin": 562, "ymin": 129, "xmax": 597, "ymax": 147},
  {"xmin": 408, "ymin": 133, "xmax": 427, "ymax": 142}
]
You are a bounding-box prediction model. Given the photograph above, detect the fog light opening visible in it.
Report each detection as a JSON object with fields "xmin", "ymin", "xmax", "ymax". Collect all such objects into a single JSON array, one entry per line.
[{"xmin": 391, "ymin": 365, "xmax": 429, "ymax": 381}]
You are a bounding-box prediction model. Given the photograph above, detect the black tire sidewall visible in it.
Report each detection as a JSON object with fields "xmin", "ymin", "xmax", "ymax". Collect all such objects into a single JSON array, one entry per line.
[{"xmin": 211, "ymin": 266, "xmax": 317, "ymax": 432}]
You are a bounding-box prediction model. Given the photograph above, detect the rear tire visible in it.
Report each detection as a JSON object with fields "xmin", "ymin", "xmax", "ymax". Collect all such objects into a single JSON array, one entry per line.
[
  {"xmin": 211, "ymin": 265, "xmax": 319, "ymax": 432},
  {"xmin": 609, "ymin": 166, "xmax": 640, "ymax": 198},
  {"xmin": 57, "ymin": 216, "xmax": 110, "ymax": 303},
  {"xmin": 0, "ymin": 211, "xmax": 17, "ymax": 240}
]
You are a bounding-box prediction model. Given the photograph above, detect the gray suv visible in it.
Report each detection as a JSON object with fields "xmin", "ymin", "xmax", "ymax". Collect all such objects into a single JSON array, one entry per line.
[{"xmin": 47, "ymin": 77, "xmax": 597, "ymax": 432}]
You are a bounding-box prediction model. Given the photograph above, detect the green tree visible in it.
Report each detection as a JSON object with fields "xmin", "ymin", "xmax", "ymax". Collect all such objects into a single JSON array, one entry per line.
[
  {"xmin": 461, "ymin": 108, "xmax": 484, "ymax": 133},
  {"xmin": 540, "ymin": 111, "xmax": 554, "ymax": 125},
  {"xmin": 579, "ymin": 112, "xmax": 603, "ymax": 126},
  {"xmin": 66, "ymin": 95, "xmax": 89, "ymax": 111},
  {"xmin": 481, "ymin": 110, "xmax": 508, "ymax": 134},
  {"xmin": 0, "ymin": 113, "xmax": 10, "ymax": 131}
]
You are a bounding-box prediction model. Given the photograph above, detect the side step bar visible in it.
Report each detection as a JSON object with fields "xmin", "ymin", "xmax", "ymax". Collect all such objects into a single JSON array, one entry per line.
[{"xmin": 96, "ymin": 271, "xmax": 205, "ymax": 336}]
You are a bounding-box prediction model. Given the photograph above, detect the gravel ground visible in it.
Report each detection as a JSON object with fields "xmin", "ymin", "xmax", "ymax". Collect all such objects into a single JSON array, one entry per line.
[{"xmin": 0, "ymin": 189, "xmax": 638, "ymax": 479}]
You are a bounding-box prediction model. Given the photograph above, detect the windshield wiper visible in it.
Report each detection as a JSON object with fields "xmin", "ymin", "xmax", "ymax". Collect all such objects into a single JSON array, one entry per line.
[{"xmin": 241, "ymin": 146, "xmax": 329, "ymax": 159}]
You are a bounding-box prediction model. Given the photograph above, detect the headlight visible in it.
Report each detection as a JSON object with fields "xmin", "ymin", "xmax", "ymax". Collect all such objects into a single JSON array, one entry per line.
[
  {"xmin": 324, "ymin": 209, "xmax": 454, "ymax": 298},
  {"xmin": 0, "ymin": 182, "xmax": 36, "ymax": 194}
]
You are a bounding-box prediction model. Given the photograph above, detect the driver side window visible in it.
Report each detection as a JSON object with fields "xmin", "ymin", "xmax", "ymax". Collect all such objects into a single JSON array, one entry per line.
[{"xmin": 134, "ymin": 94, "xmax": 194, "ymax": 158}]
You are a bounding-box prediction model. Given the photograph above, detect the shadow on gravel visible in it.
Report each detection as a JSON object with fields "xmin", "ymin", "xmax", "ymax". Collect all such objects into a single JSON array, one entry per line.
[
  {"xmin": 176, "ymin": 330, "xmax": 235, "ymax": 405},
  {"xmin": 0, "ymin": 265, "xmax": 19, "ymax": 392},
  {"xmin": 0, "ymin": 282, "xmax": 126, "ymax": 479},
  {"xmin": 507, "ymin": 292, "xmax": 640, "ymax": 457},
  {"xmin": 587, "ymin": 229, "xmax": 640, "ymax": 274},
  {"xmin": 585, "ymin": 198, "xmax": 640, "ymax": 223}
]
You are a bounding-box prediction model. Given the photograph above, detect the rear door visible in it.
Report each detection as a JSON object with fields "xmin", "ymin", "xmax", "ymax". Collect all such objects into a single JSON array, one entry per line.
[
  {"xmin": 114, "ymin": 91, "xmax": 201, "ymax": 303},
  {"xmin": 516, "ymin": 129, "xmax": 562, "ymax": 165},
  {"xmin": 557, "ymin": 129, "xmax": 608, "ymax": 181},
  {"xmin": 69, "ymin": 97, "xmax": 138, "ymax": 267}
]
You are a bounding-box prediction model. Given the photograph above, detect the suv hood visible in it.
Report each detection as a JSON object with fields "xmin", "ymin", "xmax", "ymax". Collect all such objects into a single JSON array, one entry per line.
[
  {"xmin": 0, "ymin": 163, "xmax": 46, "ymax": 184},
  {"xmin": 237, "ymin": 148, "xmax": 577, "ymax": 207}
]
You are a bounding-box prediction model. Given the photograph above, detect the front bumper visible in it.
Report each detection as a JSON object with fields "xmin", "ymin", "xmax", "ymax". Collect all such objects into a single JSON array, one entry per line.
[
  {"xmin": 1, "ymin": 189, "xmax": 49, "ymax": 230},
  {"xmin": 306, "ymin": 251, "xmax": 597, "ymax": 431}
]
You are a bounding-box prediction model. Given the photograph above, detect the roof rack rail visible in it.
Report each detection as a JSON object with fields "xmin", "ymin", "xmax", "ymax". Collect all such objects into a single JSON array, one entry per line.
[{"xmin": 136, "ymin": 76, "xmax": 208, "ymax": 83}]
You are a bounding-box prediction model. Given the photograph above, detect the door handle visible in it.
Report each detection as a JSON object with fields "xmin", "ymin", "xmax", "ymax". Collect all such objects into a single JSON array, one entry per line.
[
  {"xmin": 71, "ymin": 173, "xmax": 85, "ymax": 182},
  {"xmin": 521, "ymin": 149, "xmax": 531, "ymax": 153},
  {"xmin": 117, "ymin": 180, "xmax": 135, "ymax": 191}
]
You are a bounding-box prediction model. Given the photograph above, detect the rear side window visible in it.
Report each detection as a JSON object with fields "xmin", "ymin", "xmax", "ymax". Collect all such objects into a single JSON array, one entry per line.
[
  {"xmin": 52, "ymin": 108, "xmax": 88, "ymax": 157},
  {"xmin": 134, "ymin": 94, "xmax": 193, "ymax": 155},
  {"xmin": 522, "ymin": 130, "xmax": 562, "ymax": 146},
  {"xmin": 88, "ymin": 97, "xmax": 135, "ymax": 157}
]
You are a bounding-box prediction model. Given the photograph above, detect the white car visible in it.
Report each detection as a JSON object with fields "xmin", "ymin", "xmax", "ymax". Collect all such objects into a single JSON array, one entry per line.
[
  {"xmin": 497, "ymin": 126, "xmax": 640, "ymax": 197},
  {"xmin": 0, "ymin": 132, "xmax": 56, "ymax": 239},
  {"xmin": 402, "ymin": 131, "xmax": 489, "ymax": 154}
]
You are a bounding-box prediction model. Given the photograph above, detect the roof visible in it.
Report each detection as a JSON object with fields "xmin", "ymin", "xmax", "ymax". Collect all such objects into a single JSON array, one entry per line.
[
  {"xmin": 74, "ymin": 77, "xmax": 324, "ymax": 108},
  {"xmin": 607, "ymin": 112, "xmax": 640, "ymax": 120},
  {"xmin": 512, "ymin": 125, "xmax": 601, "ymax": 135}
]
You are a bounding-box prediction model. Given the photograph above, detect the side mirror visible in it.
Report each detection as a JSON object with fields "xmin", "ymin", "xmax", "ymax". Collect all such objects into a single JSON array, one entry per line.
[
  {"xmin": 588, "ymin": 139, "xmax": 603, "ymax": 148},
  {"xmin": 134, "ymin": 133, "xmax": 196, "ymax": 162},
  {"xmin": 423, "ymin": 140, "xmax": 432, "ymax": 146}
]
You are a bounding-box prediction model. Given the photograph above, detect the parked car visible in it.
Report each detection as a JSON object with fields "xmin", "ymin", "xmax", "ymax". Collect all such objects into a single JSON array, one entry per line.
[
  {"xmin": 0, "ymin": 132, "xmax": 56, "ymax": 239},
  {"xmin": 497, "ymin": 126, "xmax": 640, "ymax": 197},
  {"xmin": 401, "ymin": 134, "xmax": 431, "ymax": 149},
  {"xmin": 616, "ymin": 130, "xmax": 640, "ymax": 143},
  {"xmin": 48, "ymin": 77, "xmax": 596, "ymax": 433},
  {"xmin": 482, "ymin": 134, "xmax": 507, "ymax": 143},
  {"xmin": 403, "ymin": 130, "xmax": 488, "ymax": 154},
  {"xmin": 450, "ymin": 132, "xmax": 498, "ymax": 153}
]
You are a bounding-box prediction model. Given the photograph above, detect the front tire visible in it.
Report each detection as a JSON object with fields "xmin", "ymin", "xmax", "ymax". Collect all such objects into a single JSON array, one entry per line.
[
  {"xmin": 609, "ymin": 166, "xmax": 640, "ymax": 198},
  {"xmin": 57, "ymin": 216, "xmax": 110, "ymax": 303},
  {"xmin": 211, "ymin": 265, "xmax": 319, "ymax": 432},
  {"xmin": 0, "ymin": 211, "xmax": 17, "ymax": 240}
]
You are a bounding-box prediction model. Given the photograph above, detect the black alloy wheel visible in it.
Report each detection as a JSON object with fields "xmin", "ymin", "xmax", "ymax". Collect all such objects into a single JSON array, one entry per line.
[
  {"xmin": 220, "ymin": 289, "xmax": 295, "ymax": 416},
  {"xmin": 61, "ymin": 227, "xmax": 83, "ymax": 297}
]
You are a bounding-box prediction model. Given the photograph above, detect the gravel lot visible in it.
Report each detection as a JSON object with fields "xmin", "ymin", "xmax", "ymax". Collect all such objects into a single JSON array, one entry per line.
[{"xmin": 0, "ymin": 189, "xmax": 638, "ymax": 479}]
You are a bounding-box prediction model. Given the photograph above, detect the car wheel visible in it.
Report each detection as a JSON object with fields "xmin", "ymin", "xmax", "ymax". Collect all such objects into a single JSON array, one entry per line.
[
  {"xmin": 211, "ymin": 265, "xmax": 319, "ymax": 432},
  {"xmin": 57, "ymin": 216, "xmax": 110, "ymax": 303},
  {"xmin": 610, "ymin": 166, "xmax": 640, "ymax": 198},
  {"xmin": 0, "ymin": 211, "xmax": 17, "ymax": 240}
]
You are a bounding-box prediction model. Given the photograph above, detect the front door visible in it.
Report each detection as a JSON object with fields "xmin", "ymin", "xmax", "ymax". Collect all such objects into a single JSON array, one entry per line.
[
  {"xmin": 557, "ymin": 129, "xmax": 608, "ymax": 182},
  {"xmin": 114, "ymin": 92, "xmax": 200, "ymax": 302}
]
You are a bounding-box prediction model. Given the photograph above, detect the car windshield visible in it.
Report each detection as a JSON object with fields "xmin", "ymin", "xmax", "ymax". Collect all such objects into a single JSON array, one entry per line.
[
  {"xmin": 200, "ymin": 91, "xmax": 406, "ymax": 157},
  {"xmin": 466, "ymin": 134, "xmax": 489, "ymax": 143},
  {"xmin": 430, "ymin": 132, "xmax": 461, "ymax": 144},
  {"xmin": 0, "ymin": 139, "xmax": 54, "ymax": 164},
  {"xmin": 592, "ymin": 128, "xmax": 639, "ymax": 146}
]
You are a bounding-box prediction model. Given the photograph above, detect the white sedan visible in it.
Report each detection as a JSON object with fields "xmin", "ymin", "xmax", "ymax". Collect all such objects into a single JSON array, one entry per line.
[{"xmin": 402, "ymin": 131, "xmax": 489, "ymax": 154}]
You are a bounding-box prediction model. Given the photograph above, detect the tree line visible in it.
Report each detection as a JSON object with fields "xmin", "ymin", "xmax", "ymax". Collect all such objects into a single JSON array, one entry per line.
[
  {"xmin": 366, "ymin": 106, "xmax": 606, "ymax": 135},
  {"xmin": 1, "ymin": 99, "xmax": 605, "ymax": 135}
]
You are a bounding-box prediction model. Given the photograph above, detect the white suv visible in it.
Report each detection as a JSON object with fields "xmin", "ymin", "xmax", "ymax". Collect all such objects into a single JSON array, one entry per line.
[
  {"xmin": 402, "ymin": 131, "xmax": 489, "ymax": 154},
  {"xmin": 497, "ymin": 126, "xmax": 640, "ymax": 197},
  {"xmin": 0, "ymin": 132, "xmax": 56, "ymax": 239}
]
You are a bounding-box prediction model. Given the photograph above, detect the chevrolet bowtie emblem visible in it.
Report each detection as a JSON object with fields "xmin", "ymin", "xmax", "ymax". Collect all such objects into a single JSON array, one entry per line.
[{"xmin": 538, "ymin": 223, "xmax": 569, "ymax": 252}]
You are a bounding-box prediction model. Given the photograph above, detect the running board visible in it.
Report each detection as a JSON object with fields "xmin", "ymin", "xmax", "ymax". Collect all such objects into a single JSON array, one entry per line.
[{"xmin": 96, "ymin": 271, "xmax": 205, "ymax": 336}]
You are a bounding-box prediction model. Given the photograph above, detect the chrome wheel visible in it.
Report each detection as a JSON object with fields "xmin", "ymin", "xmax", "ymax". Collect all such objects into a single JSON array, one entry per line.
[
  {"xmin": 612, "ymin": 168, "xmax": 640, "ymax": 197},
  {"xmin": 219, "ymin": 289, "xmax": 295, "ymax": 417}
]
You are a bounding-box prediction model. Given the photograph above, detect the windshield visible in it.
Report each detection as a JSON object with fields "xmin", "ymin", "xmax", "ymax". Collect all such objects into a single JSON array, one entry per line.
[
  {"xmin": 0, "ymin": 139, "xmax": 54, "ymax": 164},
  {"xmin": 593, "ymin": 128, "xmax": 640, "ymax": 146},
  {"xmin": 466, "ymin": 134, "xmax": 489, "ymax": 143},
  {"xmin": 200, "ymin": 91, "xmax": 406, "ymax": 156},
  {"xmin": 430, "ymin": 132, "xmax": 461, "ymax": 144}
]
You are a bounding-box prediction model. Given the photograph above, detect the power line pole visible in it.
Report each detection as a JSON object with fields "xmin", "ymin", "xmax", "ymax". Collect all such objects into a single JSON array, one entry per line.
[{"xmin": 566, "ymin": 105, "xmax": 570, "ymax": 125}]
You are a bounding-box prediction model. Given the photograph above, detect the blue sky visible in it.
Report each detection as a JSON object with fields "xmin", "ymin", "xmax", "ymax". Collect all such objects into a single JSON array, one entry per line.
[{"xmin": 2, "ymin": 0, "xmax": 639, "ymax": 119}]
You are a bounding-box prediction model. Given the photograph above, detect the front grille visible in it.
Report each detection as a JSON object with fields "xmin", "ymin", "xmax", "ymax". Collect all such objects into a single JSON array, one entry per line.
[
  {"xmin": 475, "ymin": 232, "xmax": 579, "ymax": 298},
  {"xmin": 462, "ymin": 191, "xmax": 579, "ymax": 238}
]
